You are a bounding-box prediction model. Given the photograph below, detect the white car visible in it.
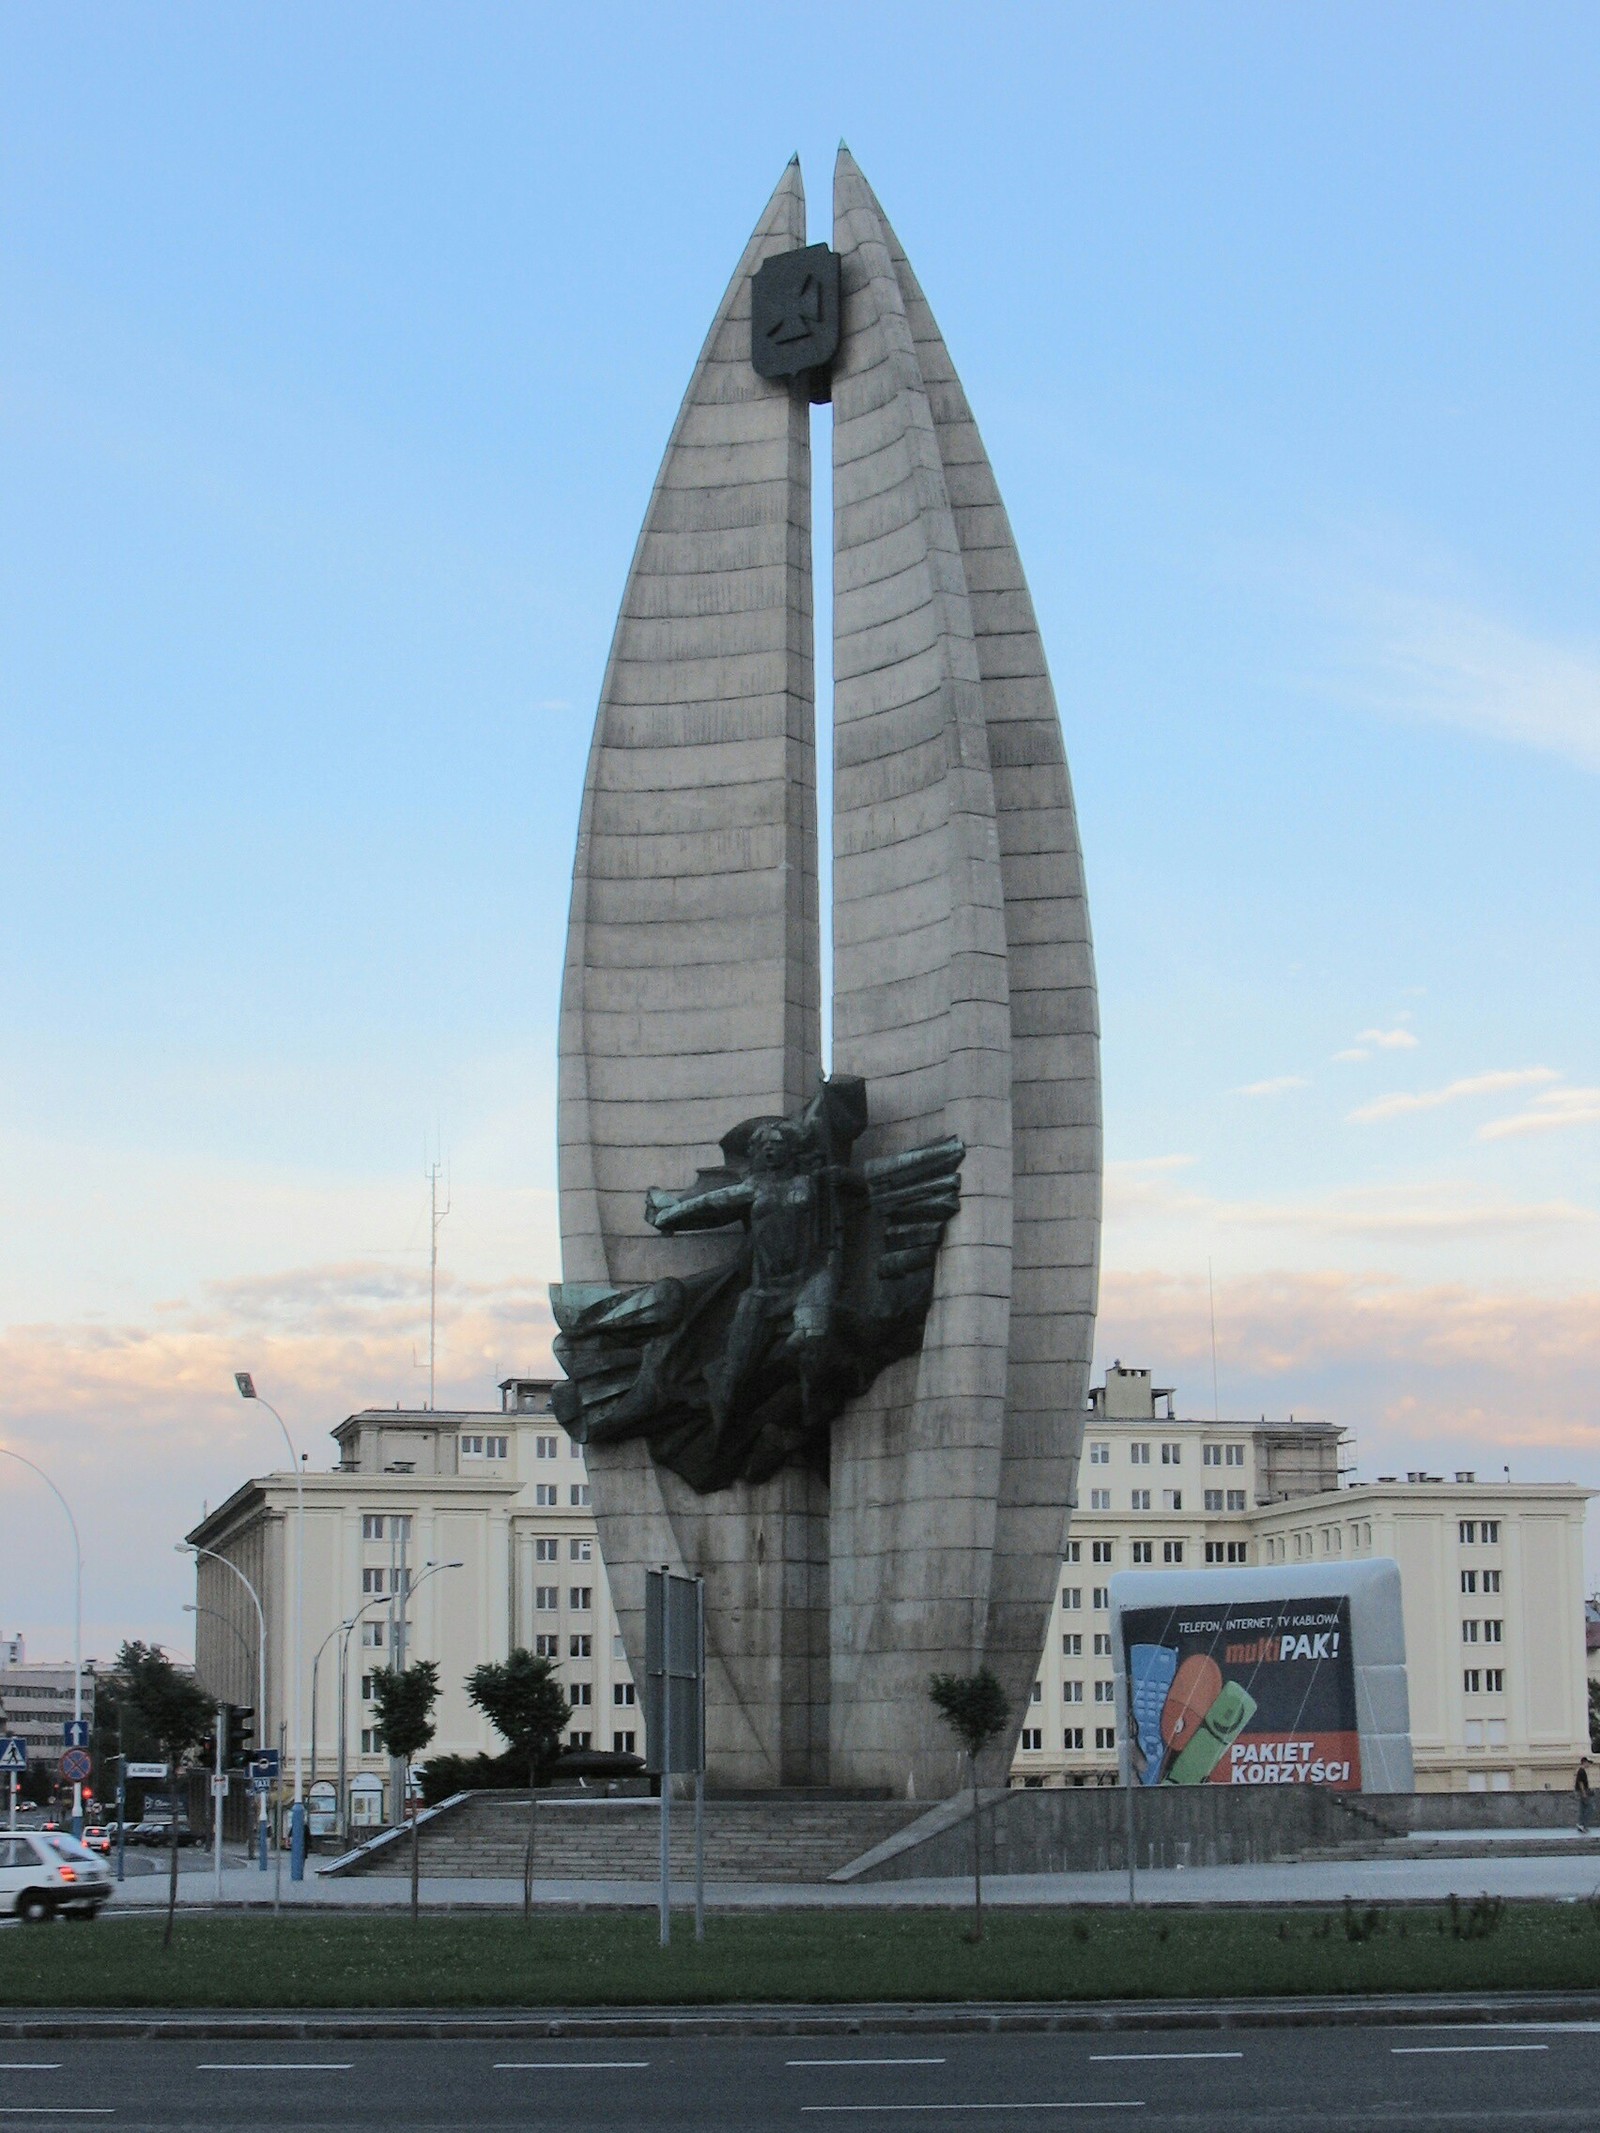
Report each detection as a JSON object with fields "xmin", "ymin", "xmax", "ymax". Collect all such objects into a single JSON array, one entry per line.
[{"xmin": 0, "ymin": 1832, "xmax": 112, "ymax": 1922}]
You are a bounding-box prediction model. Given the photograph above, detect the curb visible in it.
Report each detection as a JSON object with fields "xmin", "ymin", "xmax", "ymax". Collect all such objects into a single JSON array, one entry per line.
[{"xmin": 2, "ymin": 1992, "xmax": 1598, "ymax": 2039}]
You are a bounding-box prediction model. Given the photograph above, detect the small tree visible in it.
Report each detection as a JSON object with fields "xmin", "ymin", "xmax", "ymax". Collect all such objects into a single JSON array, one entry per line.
[
  {"xmin": 369, "ymin": 1661, "xmax": 440, "ymax": 1922},
  {"xmin": 117, "ymin": 1642, "xmax": 214, "ymax": 1949},
  {"xmin": 467, "ymin": 1649, "xmax": 567, "ymax": 1923},
  {"xmin": 929, "ymin": 1668, "xmax": 1010, "ymax": 1942}
]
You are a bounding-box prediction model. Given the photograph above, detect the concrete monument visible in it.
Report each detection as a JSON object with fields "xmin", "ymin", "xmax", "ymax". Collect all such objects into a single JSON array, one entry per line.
[{"xmin": 554, "ymin": 150, "xmax": 1100, "ymax": 1795}]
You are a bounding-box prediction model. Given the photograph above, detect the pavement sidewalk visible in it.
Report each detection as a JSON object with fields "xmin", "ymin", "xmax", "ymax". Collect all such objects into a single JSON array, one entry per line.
[{"xmin": 108, "ymin": 1848, "xmax": 1600, "ymax": 1913}]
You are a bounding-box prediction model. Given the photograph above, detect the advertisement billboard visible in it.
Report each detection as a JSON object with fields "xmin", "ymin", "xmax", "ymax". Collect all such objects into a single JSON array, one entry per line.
[{"xmin": 1121, "ymin": 1593, "xmax": 1360, "ymax": 1789}]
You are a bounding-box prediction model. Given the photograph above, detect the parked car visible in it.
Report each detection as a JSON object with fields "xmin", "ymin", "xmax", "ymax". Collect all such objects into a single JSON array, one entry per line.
[
  {"xmin": 0, "ymin": 1832, "xmax": 112, "ymax": 1921},
  {"xmin": 81, "ymin": 1826, "xmax": 111, "ymax": 1855},
  {"xmin": 129, "ymin": 1818, "xmax": 199, "ymax": 1848}
]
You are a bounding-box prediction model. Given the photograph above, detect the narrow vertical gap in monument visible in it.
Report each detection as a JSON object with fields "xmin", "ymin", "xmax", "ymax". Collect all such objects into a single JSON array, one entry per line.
[{"xmin": 812, "ymin": 400, "xmax": 835, "ymax": 1075}]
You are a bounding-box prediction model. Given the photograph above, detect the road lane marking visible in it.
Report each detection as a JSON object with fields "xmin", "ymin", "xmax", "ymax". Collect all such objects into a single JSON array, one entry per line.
[
  {"xmin": 0, "ymin": 2113, "xmax": 114, "ymax": 2118},
  {"xmin": 790, "ymin": 2060, "xmax": 949, "ymax": 2068},
  {"xmin": 196, "ymin": 2063, "xmax": 353, "ymax": 2071},
  {"xmin": 493, "ymin": 2061, "xmax": 649, "ymax": 2070},
  {"xmin": 1090, "ymin": 2053, "xmax": 1242, "ymax": 2063},
  {"xmin": 801, "ymin": 2106, "xmax": 1145, "ymax": 2115},
  {"xmin": 0, "ymin": 2069, "xmax": 61, "ymax": 2073},
  {"xmin": 1391, "ymin": 2044, "xmax": 1549, "ymax": 2056}
]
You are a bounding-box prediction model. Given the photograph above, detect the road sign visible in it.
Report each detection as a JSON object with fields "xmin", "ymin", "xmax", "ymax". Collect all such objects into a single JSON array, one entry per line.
[
  {"xmin": 249, "ymin": 1750, "xmax": 281, "ymax": 1780},
  {"xmin": 125, "ymin": 1761, "xmax": 167, "ymax": 1779},
  {"xmin": 210, "ymin": 1775, "xmax": 230, "ymax": 1799},
  {"xmin": 59, "ymin": 1747, "xmax": 92, "ymax": 1785},
  {"xmin": 62, "ymin": 1719, "xmax": 90, "ymax": 1750},
  {"xmin": 0, "ymin": 1739, "xmax": 26, "ymax": 1772},
  {"xmin": 249, "ymin": 1774, "xmax": 271, "ymax": 1797}
]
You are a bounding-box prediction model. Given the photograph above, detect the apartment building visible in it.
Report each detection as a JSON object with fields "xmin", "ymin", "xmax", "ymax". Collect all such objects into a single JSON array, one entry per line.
[
  {"xmin": 1011, "ymin": 1364, "xmax": 1590, "ymax": 1793},
  {"xmin": 186, "ymin": 1379, "xmax": 637, "ymax": 1829},
  {"xmin": 0, "ymin": 1647, "xmax": 96, "ymax": 1767}
]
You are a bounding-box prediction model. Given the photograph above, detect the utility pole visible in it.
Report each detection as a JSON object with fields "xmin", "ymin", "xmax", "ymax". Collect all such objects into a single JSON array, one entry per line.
[
  {"xmin": 213, "ymin": 1708, "xmax": 225, "ymax": 1901},
  {"xmin": 425, "ymin": 1157, "xmax": 450, "ymax": 1412}
]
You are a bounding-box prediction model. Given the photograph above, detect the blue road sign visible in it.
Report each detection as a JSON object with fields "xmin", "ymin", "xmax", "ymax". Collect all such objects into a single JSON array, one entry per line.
[
  {"xmin": 0, "ymin": 1738, "xmax": 27, "ymax": 1771},
  {"xmin": 249, "ymin": 1751, "xmax": 281, "ymax": 1780},
  {"xmin": 249, "ymin": 1774, "xmax": 272, "ymax": 1796},
  {"xmin": 62, "ymin": 1719, "xmax": 90, "ymax": 1749}
]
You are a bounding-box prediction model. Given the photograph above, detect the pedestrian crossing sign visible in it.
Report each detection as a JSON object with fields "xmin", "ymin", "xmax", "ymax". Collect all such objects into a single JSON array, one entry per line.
[{"xmin": 0, "ymin": 1738, "xmax": 27, "ymax": 1771}]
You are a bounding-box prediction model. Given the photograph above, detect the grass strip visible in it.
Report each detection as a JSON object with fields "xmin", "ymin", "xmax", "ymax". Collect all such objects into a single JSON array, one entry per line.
[{"xmin": 1, "ymin": 1900, "xmax": 1597, "ymax": 2007}]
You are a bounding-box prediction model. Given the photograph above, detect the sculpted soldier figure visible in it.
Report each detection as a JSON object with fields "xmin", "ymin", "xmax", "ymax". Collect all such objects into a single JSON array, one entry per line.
[{"xmin": 551, "ymin": 1076, "xmax": 963, "ymax": 1492}]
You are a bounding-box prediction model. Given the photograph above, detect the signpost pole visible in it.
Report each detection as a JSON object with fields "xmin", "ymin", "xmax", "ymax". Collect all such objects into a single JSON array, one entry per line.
[
  {"xmin": 658, "ymin": 1565, "xmax": 671, "ymax": 1950},
  {"xmin": 691, "ymin": 1578, "xmax": 704, "ymax": 1945},
  {"xmin": 7, "ymin": 1770, "xmax": 14, "ymax": 1833},
  {"xmin": 213, "ymin": 1714, "xmax": 225, "ymax": 1901},
  {"xmin": 1125, "ymin": 1780, "xmax": 1136, "ymax": 1909},
  {"xmin": 115, "ymin": 1756, "xmax": 126, "ymax": 1884}
]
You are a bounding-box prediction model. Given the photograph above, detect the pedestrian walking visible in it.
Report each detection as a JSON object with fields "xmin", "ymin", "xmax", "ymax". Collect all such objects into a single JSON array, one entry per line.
[{"xmin": 1576, "ymin": 1757, "xmax": 1592, "ymax": 1831}]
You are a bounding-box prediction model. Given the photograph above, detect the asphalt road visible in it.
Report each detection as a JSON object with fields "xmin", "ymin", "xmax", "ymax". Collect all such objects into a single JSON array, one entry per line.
[{"xmin": 0, "ymin": 2026, "xmax": 1594, "ymax": 2128}]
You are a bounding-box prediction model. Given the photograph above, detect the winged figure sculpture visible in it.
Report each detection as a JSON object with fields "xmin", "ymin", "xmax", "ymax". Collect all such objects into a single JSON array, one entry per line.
[{"xmin": 550, "ymin": 1076, "xmax": 964, "ymax": 1492}]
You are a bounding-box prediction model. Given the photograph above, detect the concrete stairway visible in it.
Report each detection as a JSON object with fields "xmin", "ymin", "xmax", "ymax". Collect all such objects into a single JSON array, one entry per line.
[{"xmin": 337, "ymin": 1792, "xmax": 924, "ymax": 1883}]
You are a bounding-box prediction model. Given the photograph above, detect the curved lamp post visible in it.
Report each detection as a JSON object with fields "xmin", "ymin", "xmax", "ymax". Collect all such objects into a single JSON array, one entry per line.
[
  {"xmin": 0, "ymin": 1448, "xmax": 83, "ymax": 1835},
  {"xmin": 233, "ymin": 1373, "xmax": 307, "ymax": 1880},
  {"xmin": 177, "ymin": 1542, "xmax": 268, "ymax": 1870},
  {"xmin": 336, "ymin": 1558, "xmax": 462, "ymax": 1843}
]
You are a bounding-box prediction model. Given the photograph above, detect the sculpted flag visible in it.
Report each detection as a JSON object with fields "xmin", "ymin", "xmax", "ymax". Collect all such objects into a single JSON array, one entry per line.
[{"xmin": 1121, "ymin": 1597, "xmax": 1361, "ymax": 1789}]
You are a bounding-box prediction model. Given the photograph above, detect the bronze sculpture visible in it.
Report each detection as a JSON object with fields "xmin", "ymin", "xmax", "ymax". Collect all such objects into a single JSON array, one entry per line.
[{"xmin": 551, "ymin": 1076, "xmax": 964, "ymax": 1492}]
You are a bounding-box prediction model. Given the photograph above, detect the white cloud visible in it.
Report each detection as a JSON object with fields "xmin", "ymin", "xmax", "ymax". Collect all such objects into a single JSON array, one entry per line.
[
  {"xmin": 1334, "ymin": 1027, "xmax": 1419, "ymax": 1063},
  {"xmin": 1350, "ymin": 1067, "xmax": 1560, "ymax": 1126},
  {"xmin": 1237, "ymin": 1076, "xmax": 1310, "ymax": 1098},
  {"xmin": 1478, "ymin": 1085, "xmax": 1600, "ymax": 1142},
  {"xmin": 1365, "ymin": 594, "xmax": 1600, "ymax": 774}
]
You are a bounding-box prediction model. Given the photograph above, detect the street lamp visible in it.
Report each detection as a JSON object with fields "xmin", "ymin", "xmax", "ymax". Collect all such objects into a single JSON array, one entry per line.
[
  {"xmin": 0, "ymin": 1448, "xmax": 83, "ymax": 1836},
  {"xmin": 336, "ymin": 1559, "xmax": 461, "ymax": 1844},
  {"xmin": 184, "ymin": 1600, "xmax": 254, "ymax": 1898},
  {"xmin": 308, "ymin": 1616, "xmax": 355, "ymax": 1848},
  {"xmin": 234, "ymin": 1373, "xmax": 307, "ymax": 1881},
  {"xmin": 177, "ymin": 1542, "xmax": 268, "ymax": 1870}
]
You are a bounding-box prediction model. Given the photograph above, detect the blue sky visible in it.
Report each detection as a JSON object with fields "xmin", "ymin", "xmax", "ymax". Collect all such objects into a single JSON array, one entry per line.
[{"xmin": 2, "ymin": 3, "xmax": 1597, "ymax": 1654}]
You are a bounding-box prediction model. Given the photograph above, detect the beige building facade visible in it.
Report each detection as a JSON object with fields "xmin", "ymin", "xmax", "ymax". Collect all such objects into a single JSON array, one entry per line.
[{"xmin": 187, "ymin": 1362, "xmax": 1590, "ymax": 1820}]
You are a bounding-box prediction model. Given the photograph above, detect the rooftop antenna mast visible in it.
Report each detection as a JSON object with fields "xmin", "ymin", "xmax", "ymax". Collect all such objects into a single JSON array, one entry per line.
[
  {"xmin": 425, "ymin": 1152, "xmax": 451, "ymax": 1411},
  {"xmin": 1207, "ymin": 1257, "xmax": 1220, "ymax": 1425}
]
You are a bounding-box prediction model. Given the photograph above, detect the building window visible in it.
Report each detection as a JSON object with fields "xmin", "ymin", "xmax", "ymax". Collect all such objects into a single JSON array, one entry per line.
[
  {"xmin": 461, "ymin": 1433, "xmax": 509, "ymax": 1459},
  {"xmin": 1063, "ymin": 1727, "xmax": 1083, "ymax": 1750},
  {"xmin": 569, "ymin": 1634, "xmax": 592, "ymax": 1658},
  {"xmin": 1484, "ymin": 1620, "xmax": 1503, "ymax": 1644},
  {"xmin": 1065, "ymin": 1541, "xmax": 1081, "ymax": 1564},
  {"xmin": 535, "ymin": 1484, "xmax": 558, "ymax": 1506},
  {"xmin": 1226, "ymin": 1490, "xmax": 1246, "ymax": 1512},
  {"xmin": 1062, "ymin": 1634, "xmax": 1082, "ymax": 1657},
  {"xmin": 614, "ymin": 1682, "xmax": 636, "ymax": 1706},
  {"xmin": 460, "ymin": 1435, "xmax": 483, "ymax": 1457},
  {"xmin": 1130, "ymin": 1443, "xmax": 1150, "ymax": 1466},
  {"xmin": 613, "ymin": 1731, "xmax": 636, "ymax": 1755},
  {"xmin": 360, "ymin": 1728, "xmax": 384, "ymax": 1755},
  {"xmin": 534, "ymin": 1587, "xmax": 558, "ymax": 1612},
  {"xmin": 570, "ymin": 1485, "xmax": 591, "ymax": 1507},
  {"xmin": 1090, "ymin": 1489, "xmax": 1111, "ymax": 1511},
  {"xmin": 1462, "ymin": 1621, "xmax": 1479, "ymax": 1644},
  {"xmin": 1483, "ymin": 1569, "xmax": 1501, "ymax": 1594},
  {"xmin": 536, "ymin": 1437, "xmax": 559, "ymax": 1460},
  {"xmin": 1160, "ymin": 1443, "xmax": 1181, "ymax": 1466},
  {"xmin": 1459, "ymin": 1521, "xmax": 1476, "ymax": 1544},
  {"xmin": 569, "ymin": 1587, "xmax": 593, "ymax": 1611},
  {"xmin": 1089, "ymin": 1442, "xmax": 1110, "ymax": 1465},
  {"xmin": 1205, "ymin": 1542, "xmax": 1248, "ymax": 1565},
  {"xmin": 1205, "ymin": 1490, "xmax": 1224, "ymax": 1513},
  {"xmin": 535, "ymin": 1537, "xmax": 559, "ymax": 1562},
  {"xmin": 1131, "ymin": 1489, "xmax": 1151, "ymax": 1512},
  {"xmin": 1092, "ymin": 1586, "xmax": 1110, "ymax": 1610},
  {"xmin": 1463, "ymin": 1670, "xmax": 1481, "ymax": 1694},
  {"xmin": 1093, "ymin": 1680, "xmax": 1115, "ymax": 1705},
  {"xmin": 568, "ymin": 1731, "xmax": 592, "ymax": 1749},
  {"xmin": 1092, "ymin": 1541, "xmax": 1113, "ymax": 1565},
  {"xmin": 1481, "ymin": 1521, "xmax": 1500, "ymax": 1543},
  {"xmin": 361, "ymin": 1622, "xmax": 385, "ymax": 1648},
  {"xmin": 361, "ymin": 1567, "xmax": 386, "ymax": 1594},
  {"xmin": 1094, "ymin": 1632, "xmax": 1112, "ymax": 1657},
  {"xmin": 1095, "ymin": 1726, "xmax": 1116, "ymax": 1751},
  {"xmin": 569, "ymin": 1539, "xmax": 592, "ymax": 1562},
  {"xmin": 1203, "ymin": 1445, "xmax": 1222, "ymax": 1468},
  {"xmin": 569, "ymin": 1683, "xmax": 592, "ymax": 1707},
  {"xmin": 1019, "ymin": 1729, "xmax": 1043, "ymax": 1753},
  {"xmin": 534, "ymin": 1634, "xmax": 559, "ymax": 1658},
  {"xmin": 1225, "ymin": 1445, "xmax": 1244, "ymax": 1467},
  {"xmin": 360, "ymin": 1674, "xmax": 378, "ymax": 1700},
  {"xmin": 361, "ymin": 1514, "xmax": 385, "ymax": 1540},
  {"xmin": 1030, "ymin": 1681, "xmax": 1043, "ymax": 1704},
  {"xmin": 1062, "ymin": 1586, "xmax": 1082, "ymax": 1611},
  {"xmin": 1131, "ymin": 1543, "xmax": 1152, "ymax": 1565},
  {"xmin": 1063, "ymin": 1680, "xmax": 1083, "ymax": 1703},
  {"xmin": 1162, "ymin": 1541, "xmax": 1184, "ymax": 1565},
  {"xmin": 1162, "ymin": 1490, "xmax": 1182, "ymax": 1513},
  {"xmin": 1485, "ymin": 1669, "xmax": 1505, "ymax": 1692}
]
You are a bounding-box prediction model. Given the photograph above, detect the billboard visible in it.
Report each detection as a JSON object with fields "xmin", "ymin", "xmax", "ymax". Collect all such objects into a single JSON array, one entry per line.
[{"xmin": 1122, "ymin": 1594, "xmax": 1360, "ymax": 1789}]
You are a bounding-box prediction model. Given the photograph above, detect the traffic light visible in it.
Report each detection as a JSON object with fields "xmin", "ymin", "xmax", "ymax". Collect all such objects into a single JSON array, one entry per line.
[{"xmin": 225, "ymin": 1706, "xmax": 256, "ymax": 1769}]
